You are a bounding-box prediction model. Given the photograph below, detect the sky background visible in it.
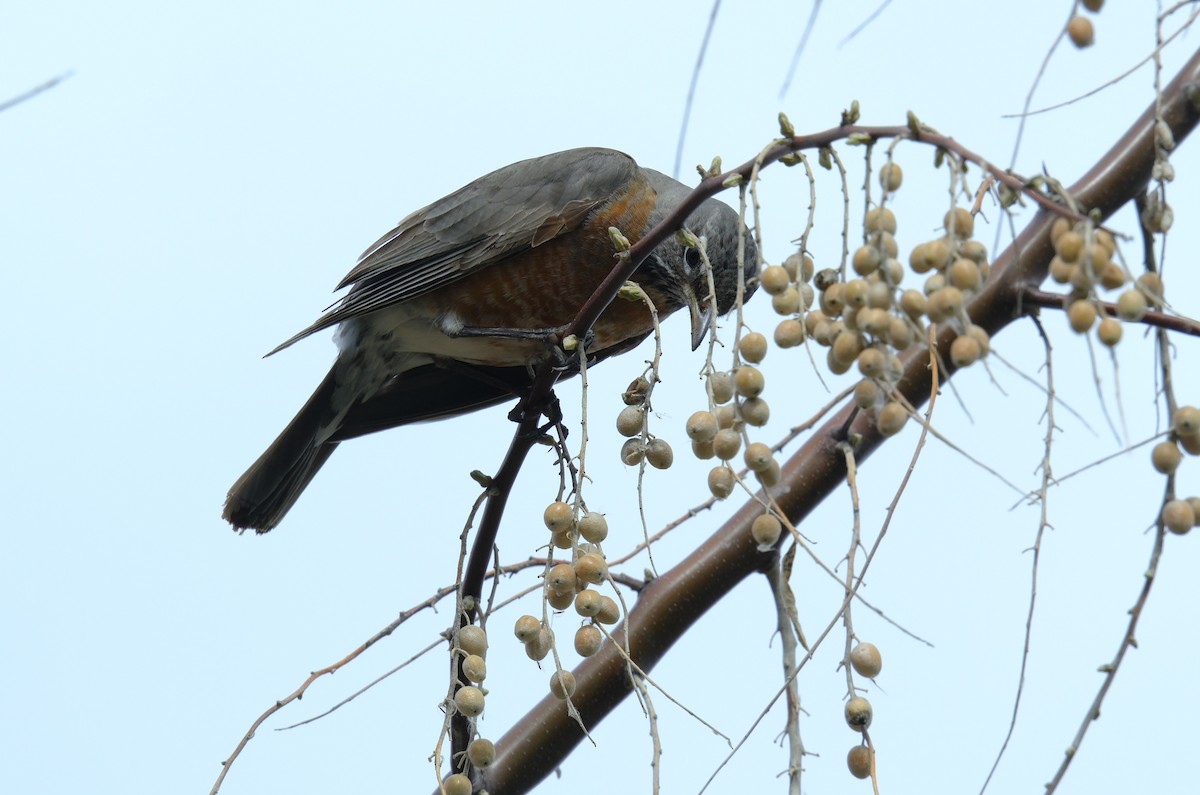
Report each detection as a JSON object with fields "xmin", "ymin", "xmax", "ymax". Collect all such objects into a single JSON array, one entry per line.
[{"xmin": 3, "ymin": 2, "xmax": 1199, "ymax": 793}]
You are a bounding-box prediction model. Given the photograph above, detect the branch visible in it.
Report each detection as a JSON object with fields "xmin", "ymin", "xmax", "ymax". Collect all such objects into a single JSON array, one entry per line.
[{"xmin": 475, "ymin": 45, "xmax": 1200, "ymax": 795}]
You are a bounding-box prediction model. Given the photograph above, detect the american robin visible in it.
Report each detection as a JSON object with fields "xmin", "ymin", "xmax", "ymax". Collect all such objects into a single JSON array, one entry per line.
[{"xmin": 224, "ymin": 147, "xmax": 757, "ymax": 533}]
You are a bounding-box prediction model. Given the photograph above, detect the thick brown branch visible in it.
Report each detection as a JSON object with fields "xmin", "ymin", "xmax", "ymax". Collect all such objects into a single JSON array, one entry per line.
[{"xmin": 475, "ymin": 46, "xmax": 1200, "ymax": 795}]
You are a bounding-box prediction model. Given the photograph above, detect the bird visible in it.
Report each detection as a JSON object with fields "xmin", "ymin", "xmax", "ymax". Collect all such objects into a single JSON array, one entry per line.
[{"xmin": 224, "ymin": 147, "xmax": 758, "ymax": 533}]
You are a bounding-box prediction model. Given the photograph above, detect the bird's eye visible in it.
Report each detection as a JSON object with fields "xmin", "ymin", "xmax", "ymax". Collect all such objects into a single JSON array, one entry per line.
[{"xmin": 684, "ymin": 247, "xmax": 702, "ymax": 269}]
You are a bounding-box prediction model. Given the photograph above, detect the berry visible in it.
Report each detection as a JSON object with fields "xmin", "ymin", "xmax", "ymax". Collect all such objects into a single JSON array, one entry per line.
[
  {"xmin": 850, "ymin": 642, "xmax": 882, "ymax": 677},
  {"xmin": 751, "ymin": 513, "xmax": 782, "ymax": 547},
  {"xmin": 1067, "ymin": 15, "xmax": 1094, "ymax": 48},
  {"xmin": 739, "ymin": 332, "xmax": 768, "ymax": 363},
  {"xmin": 549, "ymin": 670, "xmax": 577, "ymax": 700},
  {"xmin": 844, "ymin": 696, "xmax": 873, "ymax": 731},
  {"xmin": 456, "ymin": 625, "xmax": 488, "ymax": 657},
  {"xmin": 1162, "ymin": 499, "xmax": 1195, "ymax": 534},
  {"xmin": 578, "ymin": 512, "xmax": 609, "ymax": 543},
  {"xmin": 514, "ymin": 615, "xmax": 541, "ymax": 643},
  {"xmin": 468, "ymin": 738, "xmax": 496, "ymax": 768},
  {"xmin": 454, "ymin": 685, "xmax": 485, "ymax": 717},
  {"xmin": 543, "ymin": 501, "xmax": 574, "ymax": 533},
  {"xmin": 574, "ymin": 625, "xmax": 603, "ymax": 656},
  {"xmin": 847, "ymin": 746, "xmax": 872, "ymax": 779}
]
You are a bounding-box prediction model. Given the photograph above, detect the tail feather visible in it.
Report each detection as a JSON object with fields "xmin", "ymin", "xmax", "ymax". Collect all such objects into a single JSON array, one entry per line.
[{"xmin": 224, "ymin": 370, "xmax": 343, "ymax": 533}]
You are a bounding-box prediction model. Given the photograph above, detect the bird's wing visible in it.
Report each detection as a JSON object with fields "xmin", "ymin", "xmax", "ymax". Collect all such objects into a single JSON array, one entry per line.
[{"xmin": 268, "ymin": 148, "xmax": 641, "ymax": 354}]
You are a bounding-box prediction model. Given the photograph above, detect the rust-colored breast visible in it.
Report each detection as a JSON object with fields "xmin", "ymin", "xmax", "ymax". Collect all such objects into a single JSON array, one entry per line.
[{"xmin": 415, "ymin": 171, "xmax": 671, "ymax": 355}]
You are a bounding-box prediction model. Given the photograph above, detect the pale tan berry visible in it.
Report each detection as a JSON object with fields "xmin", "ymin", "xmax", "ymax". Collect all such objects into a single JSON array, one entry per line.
[
  {"xmin": 826, "ymin": 348, "xmax": 853, "ymax": 375},
  {"xmin": 950, "ymin": 335, "xmax": 981, "ymax": 367},
  {"xmin": 843, "ymin": 279, "xmax": 869, "ymax": 309},
  {"xmin": 544, "ymin": 501, "xmax": 574, "ymax": 533},
  {"xmin": 574, "ymin": 625, "xmax": 603, "ymax": 656},
  {"xmin": 965, "ymin": 324, "xmax": 991, "ymax": 357},
  {"xmin": 444, "ymin": 773, "xmax": 473, "ymax": 795},
  {"xmin": 462, "ymin": 654, "xmax": 487, "ymax": 683},
  {"xmin": 514, "ymin": 614, "xmax": 541, "ymax": 643},
  {"xmin": 831, "ymin": 330, "xmax": 864, "ymax": 366},
  {"xmin": 857, "ymin": 347, "xmax": 886, "ymax": 378},
  {"xmin": 925, "ymin": 286, "xmax": 964, "ymax": 323},
  {"xmin": 859, "ymin": 307, "xmax": 890, "ymax": 337},
  {"xmin": 819, "ymin": 283, "xmax": 846, "ymax": 317},
  {"xmin": 847, "ymin": 746, "xmax": 873, "ymax": 779},
  {"xmin": 944, "ymin": 207, "xmax": 974, "ymax": 239},
  {"xmin": 899, "ymin": 289, "xmax": 926, "ymax": 319},
  {"xmin": 615, "ymin": 405, "xmax": 643, "ymax": 437},
  {"xmin": 1099, "ymin": 261, "xmax": 1126, "ymax": 290},
  {"xmin": 546, "ymin": 587, "xmax": 574, "ymax": 610},
  {"xmin": 574, "ymin": 588, "xmax": 602, "ymax": 617},
  {"xmin": 713, "ymin": 428, "xmax": 742, "ymax": 460},
  {"xmin": 468, "ymin": 738, "xmax": 496, "ymax": 768},
  {"xmin": 877, "ymin": 402, "xmax": 907, "ymax": 436},
  {"xmin": 1180, "ymin": 434, "xmax": 1200, "ymax": 456},
  {"xmin": 714, "ymin": 403, "xmax": 738, "ymax": 430},
  {"xmin": 854, "ymin": 379, "xmax": 881, "ymax": 410},
  {"xmin": 1050, "ymin": 216, "xmax": 1072, "ymax": 243},
  {"xmin": 1116, "ymin": 289, "xmax": 1147, "ymax": 321},
  {"xmin": 734, "ymin": 366, "xmax": 765, "ymax": 398},
  {"xmin": 1162, "ymin": 499, "xmax": 1195, "ymax": 534},
  {"xmin": 865, "ymin": 206, "xmax": 897, "ymax": 234},
  {"xmin": 1067, "ymin": 300, "xmax": 1097, "ymax": 333},
  {"xmin": 1097, "ymin": 317, "xmax": 1122, "ymax": 347},
  {"xmin": 774, "ymin": 318, "xmax": 805, "ymax": 348},
  {"xmin": 1094, "ymin": 228, "xmax": 1116, "ymax": 256},
  {"xmin": 850, "ymin": 642, "xmax": 883, "ymax": 677},
  {"xmin": 948, "ymin": 258, "xmax": 981, "ymax": 291},
  {"xmin": 909, "ymin": 238, "xmax": 950, "ymax": 274},
  {"xmin": 1055, "ymin": 230, "xmax": 1084, "ymax": 263},
  {"xmin": 456, "ymin": 625, "xmax": 488, "ymax": 657},
  {"xmin": 1174, "ymin": 406, "xmax": 1200, "ymax": 436},
  {"xmin": 881, "ymin": 256, "xmax": 905, "ymax": 285},
  {"xmin": 1049, "ymin": 256, "xmax": 1073, "ymax": 285},
  {"xmin": 549, "ymin": 670, "xmax": 577, "ymax": 700},
  {"xmin": 578, "ymin": 512, "xmax": 609, "ymax": 544},
  {"xmin": 525, "ymin": 627, "xmax": 553, "ymax": 660},
  {"xmin": 1152, "ymin": 441, "xmax": 1183, "ymax": 474},
  {"xmin": 760, "ymin": 264, "xmax": 791, "ymax": 295},
  {"xmin": 455, "ymin": 685, "xmax": 485, "ymax": 717},
  {"xmin": 1137, "ymin": 272, "xmax": 1164, "ymax": 305},
  {"xmin": 879, "ymin": 162, "xmax": 903, "ymax": 191},
  {"xmin": 619, "ymin": 438, "xmax": 645, "ymax": 466},
  {"xmin": 852, "ymin": 245, "xmax": 882, "ymax": 276},
  {"xmin": 959, "ymin": 239, "xmax": 988, "ymax": 263},
  {"xmin": 751, "ymin": 513, "xmax": 782, "ymax": 547},
  {"xmin": 574, "ymin": 552, "xmax": 608, "ymax": 584},
  {"xmin": 741, "ymin": 397, "xmax": 771, "ymax": 427},
  {"xmin": 871, "ymin": 231, "xmax": 900, "ymax": 259},
  {"xmin": 924, "ymin": 273, "xmax": 946, "ymax": 295},
  {"xmin": 709, "ymin": 371, "xmax": 735, "ymax": 403},
  {"xmin": 744, "ymin": 442, "xmax": 774, "ymax": 473},
  {"xmin": 708, "ymin": 466, "xmax": 735, "ymax": 499},
  {"xmin": 756, "ymin": 458, "xmax": 783, "ymax": 488},
  {"xmin": 596, "ymin": 595, "xmax": 621, "ymax": 624},
  {"xmin": 784, "ymin": 252, "xmax": 815, "ymax": 281},
  {"xmin": 844, "ymin": 696, "xmax": 873, "ymax": 731},
  {"xmin": 738, "ymin": 331, "xmax": 768, "ymax": 363},
  {"xmin": 887, "ymin": 316, "xmax": 915, "ymax": 350},
  {"xmin": 866, "ymin": 280, "xmax": 892, "ymax": 309},
  {"xmin": 550, "ymin": 530, "xmax": 574, "ymax": 551},
  {"xmin": 772, "ymin": 286, "xmax": 801, "ymax": 315},
  {"xmin": 1083, "ymin": 0, "xmax": 1103, "ymax": 11},
  {"xmin": 547, "ymin": 562, "xmax": 577, "ymax": 594},
  {"xmin": 645, "ymin": 438, "xmax": 674, "ymax": 469},
  {"xmin": 1067, "ymin": 15, "xmax": 1094, "ymax": 48}
]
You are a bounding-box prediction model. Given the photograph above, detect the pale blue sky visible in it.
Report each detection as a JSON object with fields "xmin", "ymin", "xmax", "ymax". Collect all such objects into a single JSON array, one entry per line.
[{"xmin": 3, "ymin": 2, "xmax": 1198, "ymax": 793}]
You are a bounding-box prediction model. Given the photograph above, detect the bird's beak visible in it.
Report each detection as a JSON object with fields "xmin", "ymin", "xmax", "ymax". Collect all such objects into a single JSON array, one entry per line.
[{"xmin": 686, "ymin": 283, "xmax": 714, "ymax": 350}]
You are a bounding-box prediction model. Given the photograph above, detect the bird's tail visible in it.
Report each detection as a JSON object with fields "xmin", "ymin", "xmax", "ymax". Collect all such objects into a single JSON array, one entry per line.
[{"xmin": 223, "ymin": 369, "xmax": 343, "ymax": 533}]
